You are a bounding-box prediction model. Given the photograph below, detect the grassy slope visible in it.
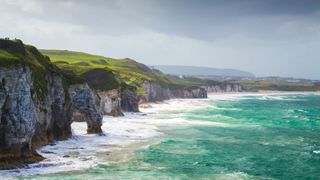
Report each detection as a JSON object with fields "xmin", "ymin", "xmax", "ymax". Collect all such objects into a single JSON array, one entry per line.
[
  {"xmin": 1, "ymin": 42, "xmax": 318, "ymax": 97},
  {"xmin": 40, "ymin": 49, "xmax": 320, "ymax": 92},
  {"xmin": 40, "ymin": 50, "xmax": 211, "ymax": 94}
]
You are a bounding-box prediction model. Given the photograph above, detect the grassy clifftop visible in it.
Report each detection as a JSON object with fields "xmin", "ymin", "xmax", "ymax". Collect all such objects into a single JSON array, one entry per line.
[
  {"xmin": 0, "ymin": 41, "xmax": 210, "ymax": 97},
  {"xmin": 40, "ymin": 49, "xmax": 211, "ymax": 94},
  {"xmin": 1, "ymin": 41, "xmax": 318, "ymax": 97},
  {"xmin": 0, "ymin": 39, "xmax": 66, "ymax": 101},
  {"xmin": 42, "ymin": 49, "xmax": 319, "ymax": 93}
]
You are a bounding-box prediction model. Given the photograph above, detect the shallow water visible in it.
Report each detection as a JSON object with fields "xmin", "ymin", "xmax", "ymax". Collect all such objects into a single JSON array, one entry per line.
[{"xmin": 1, "ymin": 93, "xmax": 320, "ymax": 179}]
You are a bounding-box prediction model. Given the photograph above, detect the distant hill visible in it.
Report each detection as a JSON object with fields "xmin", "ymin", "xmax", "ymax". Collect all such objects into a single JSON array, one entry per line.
[{"xmin": 152, "ymin": 65, "xmax": 255, "ymax": 78}]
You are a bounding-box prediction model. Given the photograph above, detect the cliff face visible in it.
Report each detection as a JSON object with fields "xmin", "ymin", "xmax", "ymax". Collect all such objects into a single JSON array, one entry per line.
[
  {"xmin": 98, "ymin": 89, "xmax": 123, "ymax": 116},
  {"xmin": 97, "ymin": 81, "xmax": 208, "ymax": 114},
  {"xmin": 32, "ymin": 75, "xmax": 72, "ymax": 148},
  {"xmin": 0, "ymin": 39, "xmax": 76, "ymax": 166},
  {"xmin": 120, "ymin": 83, "xmax": 139, "ymax": 112},
  {"xmin": 140, "ymin": 81, "xmax": 171, "ymax": 102},
  {"xmin": 139, "ymin": 81, "xmax": 207, "ymax": 103},
  {"xmin": 206, "ymin": 84, "xmax": 243, "ymax": 93},
  {"xmin": 69, "ymin": 84, "xmax": 103, "ymax": 134},
  {"xmin": 170, "ymin": 87, "xmax": 207, "ymax": 98},
  {"xmin": 0, "ymin": 66, "xmax": 37, "ymax": 162},
  {"xmin": 0, "ymin": 65, "xmax": 73, "ymax": 166},
  {"xmin": 0, "ymin": 39, "xmax": 242, "ymax": 169},
  {"xmin": 0, "ymin": 40, "xmax": 103, "ymax": 168}
]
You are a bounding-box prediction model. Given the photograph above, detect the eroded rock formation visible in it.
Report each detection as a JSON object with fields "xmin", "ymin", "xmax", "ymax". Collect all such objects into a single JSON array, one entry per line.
[{"xmin": 69, "ymin": 84, "xmax": 103, "ymax": 134}]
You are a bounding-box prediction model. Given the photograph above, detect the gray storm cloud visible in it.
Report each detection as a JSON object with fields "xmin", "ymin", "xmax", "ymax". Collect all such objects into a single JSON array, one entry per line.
[{"xmin": 0, "ymin": 0, "xmax": 319, "ymax": 79}]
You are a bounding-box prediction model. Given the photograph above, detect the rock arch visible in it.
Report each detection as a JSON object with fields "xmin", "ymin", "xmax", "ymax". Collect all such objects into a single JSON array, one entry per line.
[{"xmin": 69, "ymin": 83, "xmax": 103, "ymax": 134}]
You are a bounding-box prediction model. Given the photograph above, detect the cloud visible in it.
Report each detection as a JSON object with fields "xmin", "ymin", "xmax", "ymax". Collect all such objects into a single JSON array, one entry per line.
[
  {"xmin": 0, "ymin": 0, "xmax": 44, "ymax": 14},
  {"xmin": 58, "ymin": 1, "xmax": 75, "ymax": 8},
  {"xmin": 0, "ymin": 0, "xmax": 319, "ymax": 79},
  {"xmin": 0, "ymin": 12, "xmax": 85, "ymax": 41}
]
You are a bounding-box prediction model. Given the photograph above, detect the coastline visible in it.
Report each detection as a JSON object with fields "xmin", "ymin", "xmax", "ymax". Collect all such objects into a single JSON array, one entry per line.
[
  {"xmin": 0, "ymin": 93, "xmax": 223, "ymax": 177},
  {"xmin": 1, "ymin": 91, "xmax": 319, "ymax": 178},
  {"xmin": 0, "ymin": 113, "xmax": 165, "ymax": 177}
]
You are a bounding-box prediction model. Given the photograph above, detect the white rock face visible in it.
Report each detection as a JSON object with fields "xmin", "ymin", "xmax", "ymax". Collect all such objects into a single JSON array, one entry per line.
[
  {"xmin": 139, "ymin": 81, "xmax": 207, "ymax": 103},
  {"xmin": 206, "ymin": 84, "xmax": 243, "ymax": 93},
  {"xmin": 140, "ymin": 81, "xmax": 171, "ymax": 103},
  {"xmin": 0, "ymin": 65, "xmax": 73, "ymax": 160},
  {"xmin": 98, "ymin": 89, "xmax": 123, "ymax": 116},
  {"xmin": 0, "ymin": 66, "xmax": 36, "ymax": 159}
]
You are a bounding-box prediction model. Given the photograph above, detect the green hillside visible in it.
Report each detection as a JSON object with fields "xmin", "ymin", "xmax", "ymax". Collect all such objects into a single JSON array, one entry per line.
[
  {"xmin": 40, "ymin": 49, "xmax": 211, "ymax": 94},
  {"xmin": 41, "ymin": 49, "xmax": 320, "ymax": 93}
]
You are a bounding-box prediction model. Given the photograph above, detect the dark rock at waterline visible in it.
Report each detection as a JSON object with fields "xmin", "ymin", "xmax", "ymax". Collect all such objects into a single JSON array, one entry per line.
[
  {"xmin": 40, "ymin": 150, "xmax": 55, "ymax": 154},
  {"xmin": 0, "ymin": 152, "xmax": 44, "ymax": 170}
]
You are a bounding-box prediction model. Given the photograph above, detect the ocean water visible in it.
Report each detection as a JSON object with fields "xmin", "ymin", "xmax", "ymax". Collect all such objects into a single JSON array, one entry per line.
[{"xmin": 1, "ymin": 93, "xmax": 320, "ymax": 179}]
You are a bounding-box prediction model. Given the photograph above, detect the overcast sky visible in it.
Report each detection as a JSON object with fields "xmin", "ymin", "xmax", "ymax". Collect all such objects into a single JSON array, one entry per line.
[{"xmin": 1, "ymin": 0, "xmax": 319, "ymax": 79}]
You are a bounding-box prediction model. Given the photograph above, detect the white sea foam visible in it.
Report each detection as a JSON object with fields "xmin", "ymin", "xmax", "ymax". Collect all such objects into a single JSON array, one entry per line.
[
  {"xmin": 0, "ymin": 98, "xmax": 228, "ymax": 177},
  {"xmin": 138, "ymin": 117, "xmax": 229, "ymax": 127},
  {"xmin": 0, "ymin": 115, "xmax": 162, "ymax": 177},
  {"xmin": 258, "ymin": 95, "xmax": 302, "ymax": 101},
  {"xmin": 1, "ymin": 92, "xmax": 304, "ymax": 177},
  {"xmin": 208, "ymin": 92, "xmax": 318, "ymax": 102},
  {"xmin": 215, "ymin": 172, "xmax": 257, "ymax": 179},
  {"xmin": 313, "ymin": 150, "xmax": 320, "ymax": 154}
]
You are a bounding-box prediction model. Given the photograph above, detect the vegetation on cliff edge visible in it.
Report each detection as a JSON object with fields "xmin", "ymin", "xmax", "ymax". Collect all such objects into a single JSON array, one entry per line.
[
  {"xmin": 40, "ymin": 49, "xmax": 211, "ymax": 94},
  {"xmin": 0, "ymin": 39, "xmax": 72, "ymax": 101}
]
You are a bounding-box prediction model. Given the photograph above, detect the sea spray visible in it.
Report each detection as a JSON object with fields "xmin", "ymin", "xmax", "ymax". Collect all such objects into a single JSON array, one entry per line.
[{"xmin": 1, "ymin": 93, "xmax": 320, "ymax": 179}]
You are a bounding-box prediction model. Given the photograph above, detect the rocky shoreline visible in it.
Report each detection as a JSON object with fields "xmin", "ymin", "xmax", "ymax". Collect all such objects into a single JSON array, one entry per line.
[{"xmin": 0, "ymin": 39, "xmax": 244, "ymax": 169}]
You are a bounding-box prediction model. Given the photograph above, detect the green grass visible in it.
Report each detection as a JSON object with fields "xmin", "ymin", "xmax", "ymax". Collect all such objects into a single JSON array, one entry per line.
[
  {"xmin": 3, "ymin": 41, "xmax": 318, "ymax": 98},
  {"xmin": 0, "ymin": 49, "xmax": 19, "ymax": 60},
  {"xmin": 47, "ymin": 49, "xmax": 309, "ymax": 94},
  {"xmin": 0, "ymin": 40, "xmax": 24, "ymax": 67},
  {"xmin": 2, "ymin": 41, "xmax": 318, "ymax": 101},
  {"xmin": 40, "ymin": 49, "xmax": 209, "ymax": 94},
  {"xmin": 39, "ymin": 49, "xmax": 110, "ymax": 63}
]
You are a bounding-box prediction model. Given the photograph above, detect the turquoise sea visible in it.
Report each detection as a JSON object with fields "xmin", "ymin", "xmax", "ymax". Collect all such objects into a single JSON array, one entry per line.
[{"xmin": 2, "ymin": 93, "xmax": 320, "ymax": 179}]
